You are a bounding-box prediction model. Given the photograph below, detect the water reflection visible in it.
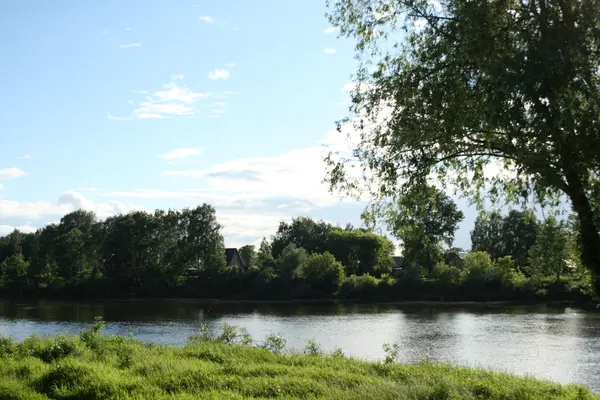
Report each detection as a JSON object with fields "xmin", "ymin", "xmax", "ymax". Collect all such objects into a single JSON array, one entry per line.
[{"xmin": 0, "ymin": 300, "xmax": 598, "ymax": 392}]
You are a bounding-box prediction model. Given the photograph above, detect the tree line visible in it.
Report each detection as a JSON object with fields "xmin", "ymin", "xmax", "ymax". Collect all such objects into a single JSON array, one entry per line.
[{"xmin": 0, "ymin": 191, "xmax": 593, "ymax": 303}]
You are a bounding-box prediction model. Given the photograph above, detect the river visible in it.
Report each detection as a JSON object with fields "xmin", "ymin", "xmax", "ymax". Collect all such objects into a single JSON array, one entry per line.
[{"xmin": 0, "ymin": 300, "xmax": 598, "ymax": 391}]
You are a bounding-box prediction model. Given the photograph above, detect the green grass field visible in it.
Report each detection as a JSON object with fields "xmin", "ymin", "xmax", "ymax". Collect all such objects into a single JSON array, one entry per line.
[{"xmin": 0, "ymin": 321, "xmax": 596, "ymax": 400}]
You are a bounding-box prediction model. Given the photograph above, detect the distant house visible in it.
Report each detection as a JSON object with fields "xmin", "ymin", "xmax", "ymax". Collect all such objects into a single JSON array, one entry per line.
[
  {"xmin": 446, "ymin": 251, "xmax": 468, "ymax": 268},
  {"xmin": 225, "ymin": 248, "xmax": 246, "ymax": 272},
  {"xmin": 391, "ymin": 256, "xmax": 405, "ymax": 275}
]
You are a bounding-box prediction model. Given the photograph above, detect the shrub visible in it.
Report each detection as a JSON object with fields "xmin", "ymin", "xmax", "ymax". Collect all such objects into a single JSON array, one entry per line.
[
  {"xmin": 294, "ymin": 252, "xmax": 345, "ymax": 296},
  {"xmin": 431, "ymin": 262, "xmax": 462, "ymax": 286},
  {"xmin": 338, "ymin": 274, "xmax": 380, "ymax": 299},
  {"xmin": 462, "ymin": 251, "xmax": 496, "ymax": 282}
]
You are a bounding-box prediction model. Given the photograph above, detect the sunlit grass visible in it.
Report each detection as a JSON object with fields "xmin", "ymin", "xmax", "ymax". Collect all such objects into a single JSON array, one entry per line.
[{"xmin": 0, "ymin": 321, "xmax": 596, "ymax": 399}]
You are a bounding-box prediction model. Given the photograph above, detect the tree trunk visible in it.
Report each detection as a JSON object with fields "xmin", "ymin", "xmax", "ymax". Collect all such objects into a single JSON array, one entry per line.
[{"xmin": 565, "ymin": 172, "xmax": 600, "ymax": 296}]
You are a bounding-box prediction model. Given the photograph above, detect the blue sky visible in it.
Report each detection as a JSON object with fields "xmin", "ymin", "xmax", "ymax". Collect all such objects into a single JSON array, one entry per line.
[{"xmin": 0, "ymin": 0, "xmax": 481, "ymax": 251}]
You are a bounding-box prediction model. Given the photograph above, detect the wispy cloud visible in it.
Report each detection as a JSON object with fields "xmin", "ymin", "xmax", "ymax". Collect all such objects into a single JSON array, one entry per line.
[
  {"xmin": 161, "ymin": 148, "xmax": 202, "ymax": 161},
  {"xmin": 120, "ymin": 43, "xmax": 142, "ymax": 49},
  {"xmin": 125, "ymin": 27, "xmax": 133, "ymax": 32},
  {"xmin": 0, "ymin": 168, "xmax": 25, "ymax": 180},
  {"xmin": 21, "ymin": 155, "xmax": 31, "ymax": 160},
  {"xmin": 132, "ymin": 76, "xmax": 211, "ymax": 119},
  {"xmin": 324, "ymin": 48, "xmax": 336, "ymax": 54},
  {"xmin": 324, "ymin": 27, "xmax": 340, "ymax": 33},
  {"xmin": 208, "ymin": 69, "xmax": 230, "ymax": 80},
  {"xmin": 199, "ymin": 16, "xmax": 238, "ymax": 31}
]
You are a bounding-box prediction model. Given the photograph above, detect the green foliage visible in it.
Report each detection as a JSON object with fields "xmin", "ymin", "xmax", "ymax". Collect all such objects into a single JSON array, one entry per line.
[
  {"xmin": 294, "ymin": 252, "xmax": 345, "ymax": 296},
  {"xmin": 276, "ymin": 244, "xmax": 309, "ymax": 282},
  {"xmin": 324, "ymin": 0, "xmax": 600, "ymax": 294},
  {"xmin": 462, "ymin": 252, "xmax": 496, "ymax": 283},
  {"xmin": 338, "ymin": 274, "xmax": 381, "ymax": 300},
  {"xmin": 471, "ymin": 211, "xmax": 505, "ymax": 260},
  {"xmin": 0, "ymin": 326, "xmax": 595, "ymax": 399},
  {"xmin": 272, "ymin": 217, "xmax": 333, "ymax": 258},
  {"xmin": 382, "ymin": 343, "xmax": 400, "ymax": 364},
  {"xmin": 261, "ymin": 334, "xmax": 287, "ymax": 354},
  {"xmin": 238, "ymin": 245, "xmax": 256, "ymax": 269},
  {"xmin": 365, "ymin": 185, "xmax": 463, "ymax": 276},
  {"xmin": 325, "ymin": 228, "xmax": 394, "ymax": 276},
  {"xmin": 529, "ymin": 216, "xmax": 571, "ymax": 280},
  {"xmin": 0, "ymin": 254, "xmax": 29, "ymax": 289},
  {"xmin": 431, "ymin": 263, "xmax": 462, "ymax": 286}
]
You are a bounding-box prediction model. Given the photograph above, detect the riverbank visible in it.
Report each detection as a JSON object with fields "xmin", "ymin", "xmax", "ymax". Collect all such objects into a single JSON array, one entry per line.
[{"xmin": 0, "ymin": 323, "xmax": 597, "ymax": 399}]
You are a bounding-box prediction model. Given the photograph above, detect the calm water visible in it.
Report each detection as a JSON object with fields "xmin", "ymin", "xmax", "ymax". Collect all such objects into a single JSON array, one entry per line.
[{"xmin": 0, "ymin": 300, "xmax": 598, "ymax": 391}]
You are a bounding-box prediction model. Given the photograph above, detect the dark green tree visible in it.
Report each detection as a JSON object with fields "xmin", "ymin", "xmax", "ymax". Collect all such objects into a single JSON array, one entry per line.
[
  {"xmin": 528, "ymin": 216, "xmax": 570, "ymax": 280},
  {"xmin": 363, "ymin": 185, "xmax": 463, "ymax": 276},
  {"xmin": 294, "ymin": 252, "xmax": 345, "ymax": 296},
  {"xmin": 238, "ymin": 245, "xmax": 256, "ymax": 269},
  {"xmin": 325, "ymin": 0, "xmax": 600, "ymax": 293},
  {"xmin": 470, "ymin": 211, "xmax": 505, "ymax": 260},
  {"xmin": 271, "ymin": 217, "xmax": 332, "ymax": 258},
  {"xmin": 501, "ymin": 210, "xmax": 539, "ymax": 268}
]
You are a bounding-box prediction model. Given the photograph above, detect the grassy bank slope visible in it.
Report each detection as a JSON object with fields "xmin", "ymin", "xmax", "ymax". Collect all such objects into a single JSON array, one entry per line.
[{"xmin": 0, "ymin": 324, "xmax": 596, "ymax": 400}]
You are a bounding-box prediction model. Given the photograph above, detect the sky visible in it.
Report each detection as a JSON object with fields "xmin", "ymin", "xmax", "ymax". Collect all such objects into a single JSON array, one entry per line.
[{"xmin": 0, "ymin": 0, "xmax": 483, "ymax": 252}]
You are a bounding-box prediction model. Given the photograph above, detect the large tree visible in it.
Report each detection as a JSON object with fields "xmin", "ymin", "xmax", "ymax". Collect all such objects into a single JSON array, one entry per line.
[
  {"xmin": 471, "ymin": 211, "xmax": 505, "ymax": 260},
  {"xmin": 364, "ymin": 184, "xmax": 463, "ymax": 275},
  {"xmin": 325, "ymin": 0, "xmax": 600, "ymax": 293}
]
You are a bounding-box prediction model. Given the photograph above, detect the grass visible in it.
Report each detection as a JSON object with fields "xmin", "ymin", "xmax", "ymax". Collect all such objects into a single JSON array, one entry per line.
[{"xmin": 0, "ymin": 320, "xmax": 596, "ymax": 400}]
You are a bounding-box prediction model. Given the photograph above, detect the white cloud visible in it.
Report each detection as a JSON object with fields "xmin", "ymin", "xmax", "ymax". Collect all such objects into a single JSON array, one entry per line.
[
  {"xmin": 208, "ymin": 69, "xmax": 230, "ymax": 80},
  {"xmin": 131, "ymin": 77, "xmax": 211, "ymax": 119},
  {"xmin": 139, "ymin": 113, "xmax": 164, "ymax": 119},
  {"xmin": 22, "ymin": 155, "xmax": 31, "ymax": 160},
  {"xmin": 0, "ymin": 224, "xmax": 37, "ymax": 236},
  {"xmin": 324, "ymin": 48, "xmax": 336, "ymax": 54},
  {"xmin": 0, "ymin": 183, "xmax": 3, "ymax": 193},
  {"xmin": 125, "ymin": 28, "xmax": 133, "ymax": 32},
  {"xmin": 0, "ymin": 191, "xmax": 147, "ymax": 222},
  {"xmin": 225, "ymin": 63, "xmax": 235, "ymax": 68},
  {"xmin": 119, "ymin": 43, "xmax": 142, "ymax": 49},
  {"xmin": 324, "ymin": 26, "xmax": 340, "ymax": 33},
  {"xmin": 161, "ymin": 148, "xmax": 202, "ymax": 161},
  {"xmin": 200, "ymin": 16, "xmax": 214, "ymax": 23},
  {"xmin": 0, "ymin": 168, "xmax": 25, "ymax": 180}
]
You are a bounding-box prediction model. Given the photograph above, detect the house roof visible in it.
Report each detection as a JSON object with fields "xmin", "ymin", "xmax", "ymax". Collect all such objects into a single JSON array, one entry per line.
[{"xmin": 225, "ymin": 248, "xmax": 245, "ymax": 267}]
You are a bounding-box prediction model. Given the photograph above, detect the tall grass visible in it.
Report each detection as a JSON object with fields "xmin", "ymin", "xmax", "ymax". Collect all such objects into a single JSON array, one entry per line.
[{"xmin": 0, "ymin": 319, "xmax": 596, "ymax": 399}]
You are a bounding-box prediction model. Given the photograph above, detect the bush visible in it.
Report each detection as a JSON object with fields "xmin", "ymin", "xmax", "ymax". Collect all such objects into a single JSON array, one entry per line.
[
  {"xmin": 338, "ymin": 274, "xmax": 380, "ymax": 299},
  {"xmin": 431, "ymin": 262, "xmax": 462, "ymax": 286},
  {"xmin": 462, "ymin": 251, "xmax": 496, "ymax": 283},
  {"xmin": 294, "ymin": 252, "xmax": 345, "ymax": 296}
]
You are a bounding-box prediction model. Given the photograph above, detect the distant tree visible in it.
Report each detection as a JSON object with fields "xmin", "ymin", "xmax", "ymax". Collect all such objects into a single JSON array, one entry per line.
[
  {"xmin": 325, "ymin": 228, "xmax": 394, "ymax": 276},
  {"xmin": 528, "ymin": 216, "xmax": 570, "ymax": 280},
  {"xmin": 256, "ymin": 237, "xmax": 275, "ymax": 270},
  {"xmin": 0, "ymin": 254, "xmax": 29, "ymax": 290},
  {"xmin": 238, "ymin": 245, "xmax": 256, "ymax": 269},
  {"xmin": 364, "ymin": 184, "xmax": 463, "ymax": 276},
  {"xmin": 470, "ymin": 211, "xmax": 505, "ymax": 260},
  {"xmin": 271, "ymin": 217, "xmax": 332, "ymax": 258},
  {"xmin": 501, "ymin": 210, "xmax": 539, "ymax": 268},
  {"xmin": 294, "ymin": 252, "xmax": 345, "ymax": 296},
  {"xmin": 275, "ymin": 244, "xmax": 308, "ymax": 283}
]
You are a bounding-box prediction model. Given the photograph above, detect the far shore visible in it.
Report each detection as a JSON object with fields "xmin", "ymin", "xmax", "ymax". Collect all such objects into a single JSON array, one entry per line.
[{"xmin": 3, "ymin": 296, "xmax": 598, "ymax": 310}]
